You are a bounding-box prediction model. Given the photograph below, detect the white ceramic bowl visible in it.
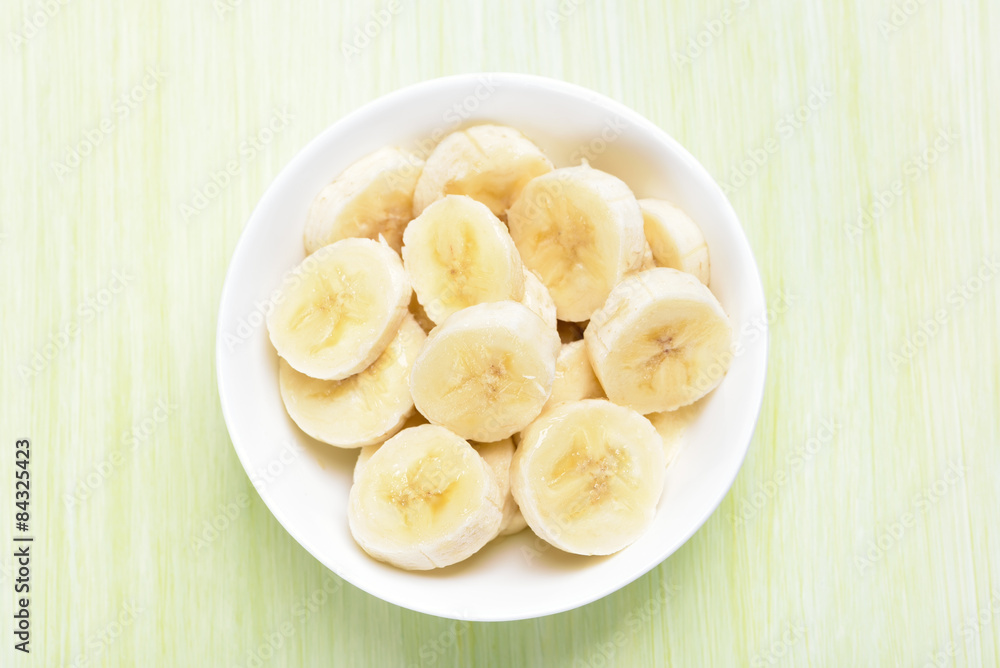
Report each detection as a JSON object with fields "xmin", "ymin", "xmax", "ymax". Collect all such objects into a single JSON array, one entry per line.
[{"xmin": 216, "ymin": 73, "xmax": 767, "ymax": 621}]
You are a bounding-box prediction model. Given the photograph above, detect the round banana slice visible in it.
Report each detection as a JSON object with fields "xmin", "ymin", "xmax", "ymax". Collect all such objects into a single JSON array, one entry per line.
[
  {"xmin": 402, "ymin": 195, "xmax": 525, "ymax": 325},
  {"xmin": 279, "ymin": 315, "xmax": 426, "ymax": 448},
  {"xmin": 267, "ymin": 238, "xmax": 411, "ymax": 380},
  {"xmin": 348, "ymin": 424, "xmax": 503, "ymax": 570},
  {"xmin": 413, "ymin": 124, "xmax": 553, "ymax": 219},
  {"xmin": 646, "ymin": 400, "xmax": 704, "ymax": 468},
  {"xmin": 353, "ymin": 411, "xmax": 429, "ymax": 482},
  {"xmin": 520, "ymin": 269, "xmax": 557, "ymax": 330},
  {"xmin": 541, "ymin": 340, "xmax": 605, "ymax": 413},
  {"xmin": 585, "ymin": 268, "xmax": 732, "ymax": 413},
  {"xmin": 409, "ymin": 301, "xmax": 560, "ymax": 442},
  {"xmin": 511, "ymin": 399, "xmax": 666, "ymax": 556},
  {"xmin": 304, "ymin": 146, "xmax": 423, "ymax": 254},
  {"xmin": 473, "ymin": 438, "xmax": 526, "ymax": 536},
  {"xmin": 638, "ymin": 198, "xmax": 710, "ymax": 284},
  {"xmin": 507, "ymin": 163, "xmax": 646, "ymax": 322}
]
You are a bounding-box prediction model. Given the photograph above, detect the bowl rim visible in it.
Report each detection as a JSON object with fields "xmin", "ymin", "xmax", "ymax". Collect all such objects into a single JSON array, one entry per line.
[{"xmin": 216, "ymin": 71, "xmax": 768, "ymax": 621}]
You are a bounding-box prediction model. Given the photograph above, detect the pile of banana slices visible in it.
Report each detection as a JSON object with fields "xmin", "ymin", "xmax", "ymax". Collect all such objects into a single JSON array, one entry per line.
[{"xmin": 265, "ymin": 124, "xmax": 734, "ymax": 570}]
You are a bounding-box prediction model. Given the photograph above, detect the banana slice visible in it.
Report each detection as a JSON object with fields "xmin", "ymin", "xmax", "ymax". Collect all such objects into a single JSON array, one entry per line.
[
  {"xmin": 354, "ymin": 420, "xmax": 526, "ymax": 535},
  {"xmin": 585, "ymin": 268, "xmax": 732, "ymax": 413},
  {"xmin": 473, "ymin": 438, "xmax": 526, "ymax": 536},
  {"xmin": 520, "ymin": 269, "xmax": 557, "ymax": 330},
  {"xmin": 304, "ymin": 147, "xmax": 423, "ymax": 254},
  {"xmin": 354, "ymin": 411, "xmax": 429, "ymax": 482},
  {"xmin": 510, "ymin": 399, "xmax": 666, "ymax": 555},
  {"xmin": 279, "ymin": 315, "xmax": 426, "ymax": 448},
  {"xmin": 409, "ymin": 301, "xmax": 560, "ymax": 442},
  {"xmin": 507, "ymin": 163, "xmax": 646, "ymax": 322},
  {"xmin": 402, "ymin": 195, "xmax": 525, "ymax": 325},
  {"xmin": 639, "ymin": 198, "xmax": 710, "ymax": 284},
  {"xmin": 541, "ymin": 340, "xmax": 605, "ymax": 413},
  {"xmin": 646, "ymin": 400, "xmax": 704, "ymax": 468},
  {"xmin": 557, "ymin": 320, "xmax": 586, "ymax": 344},
  {"xmin": 348, "ymin": 424, "xmax": 503, "ymax": 570},
  {"xmin": 413, "ymin": 124, "xmax": 553, "ymax": 219},
  {"xmin": 267, "ymin": 238, "xmax": 411, "ymax": 380}
]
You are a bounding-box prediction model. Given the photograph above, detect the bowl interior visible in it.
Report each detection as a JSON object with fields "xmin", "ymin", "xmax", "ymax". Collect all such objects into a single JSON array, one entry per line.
[{"xmin": 216, "ymin": 73, "xmax": 767, "ymax": 621}]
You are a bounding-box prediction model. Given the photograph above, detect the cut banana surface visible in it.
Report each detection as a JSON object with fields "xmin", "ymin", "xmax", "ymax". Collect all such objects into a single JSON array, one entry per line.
[
  {"xmin": 520, "ymin": 269, "xmax": 557, "ymax": 330},
  {"xmin": 348, "ymin": 424, "xmax": 503, "ymax": 570},
  {"xmin": 585, "ymin": 268, "xmax": 732, "ymax": 413},
  {"xmin": 511, "ymin": 400, "xmax": 666, "ymax": 556},
  {"xmin": 473, "ymin": 438, "xmax": 526, "ymax": 536},
  {"xmin": 507, "ymin": 163, "xmax": 646, "ymax": 322},
  {"xmin": 279, "ymin": 315, "xmax": 426, "ymax": 448},
  {"xmin": 267, "ymin": 238, "xmax": 411, "ymax": 380},
  {"xmin": 409, "ymin": 301, "xmax": 560, "ymax": 442},
  {"xmin": 542, "ymin": 340, "xmax": 605, "ymax": 413},
  {"xmin": 639, "ymin": 198, "xmax": 710, "ymax": 284},
  {"xmin": 413, "ymin": 124, "xmax": 553, "ymax": 219},
  {"xmin": 402, "ymin": 195, "xmax": 525, "ymax": 325},
  {"xmin": 304, "ymin": 147, "xmax": 423, "ymax": 254}
]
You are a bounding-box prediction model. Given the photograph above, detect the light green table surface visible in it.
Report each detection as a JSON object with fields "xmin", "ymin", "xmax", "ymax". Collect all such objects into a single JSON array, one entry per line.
[{"xmin": 3, "ymin": 0, "xmax": 998, "ymax": 665}]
